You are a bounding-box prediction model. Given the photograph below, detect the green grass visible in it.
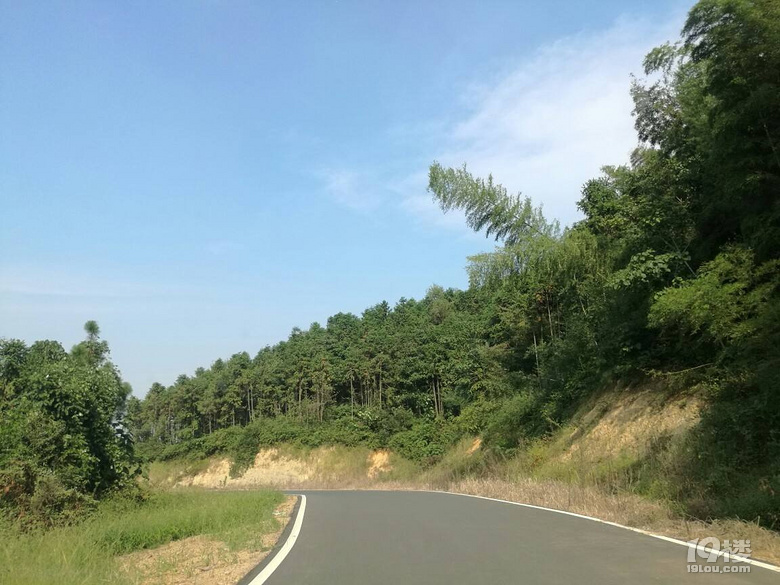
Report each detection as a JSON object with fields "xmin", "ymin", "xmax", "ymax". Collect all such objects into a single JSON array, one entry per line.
[
  {"xmin": 146, "ymin": 458, "xmax": 212, "ymax": 487},
  {"xmin": 422, "ymin": 437, "xmax": 492, "ymax": 486},
  {"xmin": 0, "ymin": 489, "xmax": 284, "ymax": 585}
]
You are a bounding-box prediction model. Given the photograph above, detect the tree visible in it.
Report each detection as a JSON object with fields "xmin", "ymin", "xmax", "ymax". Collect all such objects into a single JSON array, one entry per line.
[{"xmin": 0, "ymin": 322, "xmax": 137, "ymax": 525}]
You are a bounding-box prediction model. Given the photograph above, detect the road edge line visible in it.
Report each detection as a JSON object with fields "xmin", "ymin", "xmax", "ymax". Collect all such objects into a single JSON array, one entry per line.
[
  {"xmin": 239, "ymin": 494, "xmax": 307, "ymax": 585},
  {"xmin": 426, "ymin": 490, "xmax": 780, "ymax": 573}
]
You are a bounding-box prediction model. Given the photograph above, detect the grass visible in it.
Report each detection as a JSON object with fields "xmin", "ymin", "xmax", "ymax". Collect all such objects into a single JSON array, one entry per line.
[
  {"xmin": 421, "ymin": 437, "xmax": 491, "ymax": 485},
  {"xmin": 0, "ymin": 490, "xmax": 284, "ymax": 585},
  {"xmin": 146, "ymin": 459, "xmax": 212, "ymax": 488}
]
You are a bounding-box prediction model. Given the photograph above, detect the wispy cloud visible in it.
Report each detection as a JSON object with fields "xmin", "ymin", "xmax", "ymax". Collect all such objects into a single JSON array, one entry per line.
[
  {"xmin": 0, "ymin": 266, "xmax": 198, "ymax": 299},
  {"xmin": 320, "ymin": 168, "xmax": 383, "ymax": 212},
  {"xmin": 402, "ymin": 14, "xmax": 683, "ymax": 230},
  {"xmin": 310, "ymin": 14, "xmax": 682, "ymax": 234}
]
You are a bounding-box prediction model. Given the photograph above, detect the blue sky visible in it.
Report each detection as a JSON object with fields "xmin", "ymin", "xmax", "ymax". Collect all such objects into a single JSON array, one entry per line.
[{"xmin": 1, "ymin": 0, "xmax": 688, "ymax": 395}]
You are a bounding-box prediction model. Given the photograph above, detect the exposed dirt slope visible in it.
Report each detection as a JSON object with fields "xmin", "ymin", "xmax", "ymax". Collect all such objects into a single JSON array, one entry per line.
[
  {"xmin": 175, "ymin": 446, "xmax": 398, "ymax": 489},
  {"xmin": 559, "ymin": 383, "xmax": 702, "ymax": 463}
]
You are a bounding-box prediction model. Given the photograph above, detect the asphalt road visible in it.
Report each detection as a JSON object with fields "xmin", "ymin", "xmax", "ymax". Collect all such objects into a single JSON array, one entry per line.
[{"xmin": 261, "ymin": 490, "xmax": 777, "ymax": 584}]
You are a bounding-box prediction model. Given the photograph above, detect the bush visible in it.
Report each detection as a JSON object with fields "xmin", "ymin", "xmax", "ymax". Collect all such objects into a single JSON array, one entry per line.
[
  {"xmin": 455, "ymin": 399, "xmax": 504, "ymax": 435},
  {"xmin": 387, "ymin": 419, "xmax": 457, "ymax": 463},
  {"xmin": 0, "ymin": 328, "xmax": 138, "ymax": 527},
  {"xmin": 482, "ymin": 393, "xmax": 547, "ymax": 454}
]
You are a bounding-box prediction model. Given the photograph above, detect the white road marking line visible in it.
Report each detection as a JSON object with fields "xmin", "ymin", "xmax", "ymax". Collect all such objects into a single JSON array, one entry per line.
[
  {"xmin": 249, "ymin": 494, "xmax": 307, "ymax": 585},
  {"xmin": 428, "ymin": 490, "xmax": 780, "ymax": 574}
]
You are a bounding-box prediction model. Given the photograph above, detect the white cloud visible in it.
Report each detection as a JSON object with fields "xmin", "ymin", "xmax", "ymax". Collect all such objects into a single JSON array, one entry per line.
[
  {"xmin": 0, "ymin": 268, "xmax": 187, "ymax": 299},
  {"xmin": 405, "ymin": 14, "xmax": 683, "ymax": 229},
  {"xmin": 320, "ymin": 168, "xmax": 383, "ymax": 212},
  {"xmin": 312, "ymin": 13, "xmax": 684, "ymax": 233}
]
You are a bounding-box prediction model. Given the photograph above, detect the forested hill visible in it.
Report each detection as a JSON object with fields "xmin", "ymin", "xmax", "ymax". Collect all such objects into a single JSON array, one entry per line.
[
  {"xmin": 126, "ymin": 0, "xmax": 780, "ymax": 524},
  {"xmin": 2, "ymin": 0, "xmax": 779, "ymax": 527}
]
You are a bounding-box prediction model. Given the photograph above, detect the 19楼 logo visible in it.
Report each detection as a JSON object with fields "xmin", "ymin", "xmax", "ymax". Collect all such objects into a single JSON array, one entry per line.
[{"xmin": 687, "ymin": 537, "xmax": 752, "ymax": 574}]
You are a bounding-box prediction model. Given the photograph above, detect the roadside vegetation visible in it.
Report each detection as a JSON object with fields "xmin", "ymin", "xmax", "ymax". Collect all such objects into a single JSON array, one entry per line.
[
  {"xmin": 0, "ymin": 324, "xmax": 287, "ymax": 584},
  {"xmin": 0, "ymin": 490, "xmax": 285, "ymax": 585}
]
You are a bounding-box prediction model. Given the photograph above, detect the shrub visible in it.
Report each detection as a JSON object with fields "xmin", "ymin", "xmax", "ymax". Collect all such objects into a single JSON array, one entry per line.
[
  {"xmin": 387, "ymin": 419, "xmax": 457, "ymax": 463},
  {"xmin": 482, "ymin": 393, "xmax": 546, "ymax": 454}
]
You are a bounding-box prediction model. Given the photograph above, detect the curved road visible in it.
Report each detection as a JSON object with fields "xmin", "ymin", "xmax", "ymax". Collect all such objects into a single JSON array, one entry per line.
[{"xmin": 260, "ymin": 490, "xmax": 777, "ymax": 584}]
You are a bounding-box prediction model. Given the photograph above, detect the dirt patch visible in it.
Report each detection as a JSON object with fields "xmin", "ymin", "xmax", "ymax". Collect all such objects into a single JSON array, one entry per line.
[
  {"xmin": 236, "ymin": 450, "xmax": 312, "ymax": 486},
  {"xmin": 176, "ymin": 459, "xmax": 232, "ymax": 489},
  {"xmin": 559, "ymin": 388, "xmax": 702, "ymax": 462},
  {"xmin": 119, "ymin": 495, "xmax": 296, "ymax": 585},
  {"xmin": 177, "ymin": 449, "xmax": 312, "ymax": 489},
  {"xmin": 177, "ymin": 446, "xmax": 400, "ymax": 489},
  {"xmin": 367, "ymin": 450, "xmax": 392, "ymax": 479}
]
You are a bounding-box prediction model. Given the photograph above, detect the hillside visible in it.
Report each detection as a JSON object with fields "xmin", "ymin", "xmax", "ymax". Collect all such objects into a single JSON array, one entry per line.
[{"xmin": 151, "ymin": 382, "xmax": 780, "ymax": 565}]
